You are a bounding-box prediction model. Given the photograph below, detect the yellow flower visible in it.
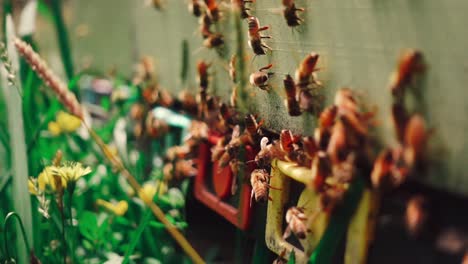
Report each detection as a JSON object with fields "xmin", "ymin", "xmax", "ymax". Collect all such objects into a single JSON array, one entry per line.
[
  {"xmin": 138, "ymin": 181, "xmax": 167, "ymax": 204},
  {"xmin": 56, "ymin": 111, "xmax": 82, "ymax": 133},
  {"xmin": 38, "ymin": 166, "xmax": 67, "ymax": 192},
  {"xmin": 48, "ymin": 121, "xmax": 62, "ymax": 136},
  {"xmin": 96, "ymin": 199, "xmax": 128, "ymax": 216},
  {"xmin": 54, "ymin": 162, "xmax": 92, "ymax": 184},
  {"xmin": 28, "ymin": 178, "xmax": 38, "ymax": 195}
]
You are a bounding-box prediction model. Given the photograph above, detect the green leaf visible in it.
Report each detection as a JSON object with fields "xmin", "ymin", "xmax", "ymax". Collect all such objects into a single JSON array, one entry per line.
[
  {"xmin": 287, "ymin": 250, "xmax": 296, "ymax": 264},
  {"xmin": 82, "ymin": 239, "xmax": 94, "ymax": 250},
  {"xmin": 78, "ymin": 211, "xmax": 98, "ymax": 241},
  {"xmin": 122, "ymin": 210, "xmax": 152, "ymax": 264}
]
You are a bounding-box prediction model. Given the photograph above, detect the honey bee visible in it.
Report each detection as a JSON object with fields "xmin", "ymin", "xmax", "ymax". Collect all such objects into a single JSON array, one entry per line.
[
  {"xmin": 249, "ymin": 64, "xmax": 273, "ymax": 90},
  {"xmin": 319, "ymin": 105, "xmax": 337, "ymax": 129},
  {"xmin": 295, "ymin": 52, "xmax": 319, "ymax": 89},
  {"xmin": 334, "ymin": 87, "xmax": 358, "ymax": 113},
  {"xmin": 197, "ymin": 61, "xmax": 210, "ymax": 90},
  {"xmin": 204, "ymin": 0, "xmax": 221, "ymax": 21},
  {"xmin": 245, "ymin": 114, "xmax": 262, "ymax": 136},
  {"xmin": 310, "ymin": 154, "xmax": 331, "ymax": 191},
  {"xmin": 247, "ymin": 16, "xmax": 272, "ymax": 55},
  {"xmin": 189, "ymin": 0, "xmax": 203, "ymax": 17},
  {"xmin": 199, "ymin": 14, "xmax": 213, "ymax": 39},
  {"xmin": 250, "ymin": 169, "xmax": 273, "ymax": 204},
  {"xmin": 371, "ymin": 147, "xmax": 408, "ymax": 190},
  {"xmin": 255, "ymin": 137, "xmax": 284, "ymax": 168},
  {"xmin": 283, "ymin": 74, "xmax": 301, "ymax": 116},
  {"xmin": 284, "ymin": 206, "xmax": 308, "ymax": 239},
  {"xmin": 279, "ymin": 129, "xmax": 298, "ymax": 154},
  {"xmin": 326, "ymin": 120, "xmax": 348, "ymax": 163},
  {"xmin": 282, "ymin": 0, "xmax": 304, "ymax": 27},
  {"xmin": 391, "ymin": 102, "xmax": 408, "ymax": 143},
  {"xmin": 403, "ymin": 114, "xmax": 429, "ymax": 167},
  {"xmin": 197, "ymin": 61, "xmax": 210, "ymax": 117},
  {"xmin": 219, "ymin": 102, "xmax": 237, "ymax": 127},
  {"xmin": 314, "ymin": 127, "xmax": 331, "ymax": 151},
  {"xmin": 389, "ymin": 50, "xmax": 425, "ymax": 97},
  {"xmin": 232, "ymin": 0, "xmax": 253, "ymax": 19},
  {"xmin": 218, "ymin": 125, "xmax": 246, "ymax": 168},
  {"xmin": 371, "ymin": 149, "xmax": 394, "ymax": 189},
  {"xmin": 405, "ymin": 195, "xmax": 428, "ymax": 237},
  {"xmin": 203, "ymin": 33, "xmax": 224, "ymax": 48}
]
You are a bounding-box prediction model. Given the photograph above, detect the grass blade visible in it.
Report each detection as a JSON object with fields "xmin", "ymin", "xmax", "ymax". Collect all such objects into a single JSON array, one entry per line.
[{"xmin": 0, "ymin": 15, "xmax": 33, "ymax": 264}]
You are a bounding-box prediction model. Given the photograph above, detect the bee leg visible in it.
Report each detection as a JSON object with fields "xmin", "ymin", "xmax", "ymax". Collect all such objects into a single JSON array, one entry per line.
[
  {"xmin": 259, "ymin": 64, "xmax": 274, "ymax": 71},
  {"xmin": 268, "ymin": 196, "xmax": 273, "ymax": 202},
  {"xmin": 268, "ymin": 185, "xmax": 282, "ymax": 190},
  {"xmin": 258, "ymin": 26, "xmax": 270, "ymax": 32},
  {"xmin": 261, "ymin": 43, "xmax": 273, "ymax": 51}
]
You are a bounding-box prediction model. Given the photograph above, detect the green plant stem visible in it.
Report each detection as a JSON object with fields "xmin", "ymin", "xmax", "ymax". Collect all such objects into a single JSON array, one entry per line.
[
  {"xmin": 3, "ymin": 212, "xmax": 31, "ymax": 261},
  {"xmin": 67, "ymin": 191, "xmax": 76, "ymax": 264},
  {"xmin": 1, "ymin": 0, "xmax": 12, "ymax": 41},
  {"xmin": 123, "ymin": 210, "xmax": 152, "ymax": 264},
  {"xmin": 50, "ymin": 0, "xmax": 75, "ymax": 87},
  {"xmin": 60, "ymin": 199, "xmax": 67, "ymax": 264}
]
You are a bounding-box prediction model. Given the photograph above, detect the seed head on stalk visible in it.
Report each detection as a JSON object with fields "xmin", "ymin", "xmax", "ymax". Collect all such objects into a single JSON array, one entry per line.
[
  {"xmin": 0, "ymin": 42, "xmax": 20, "ymax": 95},
  {"xmin": 13, "ymin": 38, "xmax": 83, "ymax": 118}
]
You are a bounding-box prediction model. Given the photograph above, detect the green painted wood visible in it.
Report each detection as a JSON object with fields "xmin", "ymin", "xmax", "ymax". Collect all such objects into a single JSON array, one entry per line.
[{"xmin": 34, "ymin": 0, "xmax": 468, "ymax": 195}]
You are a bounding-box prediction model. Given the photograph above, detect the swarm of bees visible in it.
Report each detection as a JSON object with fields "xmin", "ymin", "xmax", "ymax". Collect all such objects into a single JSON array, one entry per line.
[
  {"xmin": 138, "ymin": 3, "xmax": 436, "ymax": 260},
  {"xmin": 372, "ymin": 50, "xmax": 430, "ymax": 190}
]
